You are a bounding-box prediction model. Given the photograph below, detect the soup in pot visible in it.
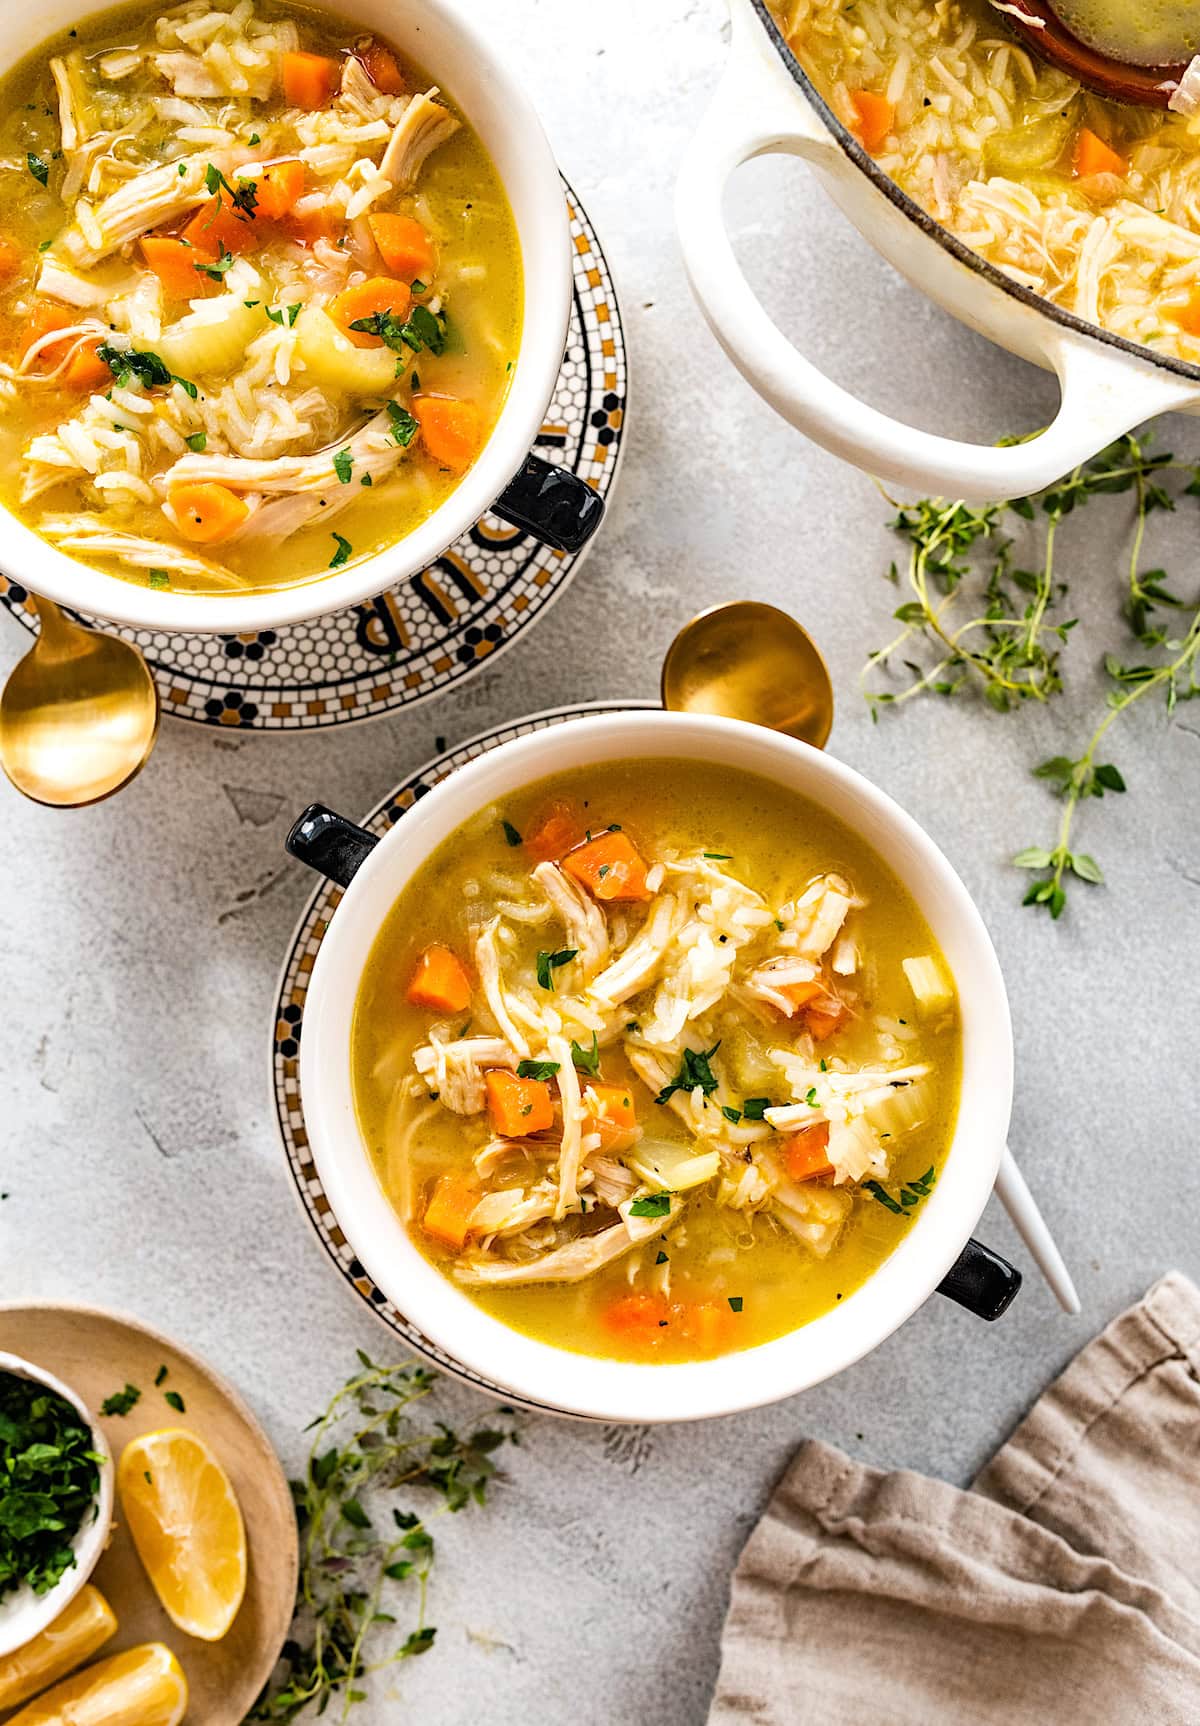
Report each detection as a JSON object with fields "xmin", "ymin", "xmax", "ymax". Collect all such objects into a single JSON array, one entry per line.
[
  {"xmin": 0, "ymin": 0, "xmax": 522, "ymax": 595},
  {"xmin": 352, "ymin": 760, "xmax": 963, "ymax": 1364},
  {"xmin": 770, "ymin": 0, "xmax": 1200, "ymax": 363}
]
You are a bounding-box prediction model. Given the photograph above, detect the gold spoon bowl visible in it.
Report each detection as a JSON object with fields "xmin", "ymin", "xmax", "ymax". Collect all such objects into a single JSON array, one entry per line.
[
  {"xmin": 661, "ymin": 599, "xmax": 834, "ymax": 749},
  {"xmin": 0, "ymin": 597, "xmax": 160, "ymax": 807}
]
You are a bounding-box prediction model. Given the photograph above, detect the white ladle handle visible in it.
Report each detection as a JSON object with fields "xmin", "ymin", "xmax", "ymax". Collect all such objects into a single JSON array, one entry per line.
[{"xmin": 996, "ymin": 1147, "xmax": 1080, "ymax": 1314}]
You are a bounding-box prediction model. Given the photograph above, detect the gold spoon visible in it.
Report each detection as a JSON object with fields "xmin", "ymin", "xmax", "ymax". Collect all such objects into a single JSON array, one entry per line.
[
  {"xmin": 661, "ymin": 600, "xmax": 834, "ymax": 748},
  {"xmin": 661, "ymin": 598, "xmax": 1079, "ymax": 1314},
  {"xmin": 0, "ymin": 596, "xmax": 160, "ymax": 807}
]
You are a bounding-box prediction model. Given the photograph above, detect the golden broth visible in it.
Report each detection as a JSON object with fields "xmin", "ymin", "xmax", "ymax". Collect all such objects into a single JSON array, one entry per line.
[
  {"xmin": 352, "ymin": 760, "xmax": 962, "ymax": 1364},
  {"xmin": 0, "ymin": 0, "xmax": 522, "ymax": 594}
]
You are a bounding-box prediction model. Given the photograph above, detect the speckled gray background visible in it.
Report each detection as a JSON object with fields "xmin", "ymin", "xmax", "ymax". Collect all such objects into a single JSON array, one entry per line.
[{"xmin": 3, "ymin": 3, "xmax": 1200, "ymax": 1721}]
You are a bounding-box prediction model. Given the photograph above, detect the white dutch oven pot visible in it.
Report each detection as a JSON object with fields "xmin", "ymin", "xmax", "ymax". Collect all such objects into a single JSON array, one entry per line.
[
  {"xmin": 287, "ymin": 712, "xmax": 1018, "ymax": 1423},
  {"xmin": 677, "ymin": 0, "xmax": 1200, "ymax": 502},
  {"xmin": 0, "ymin": 0, "xmax": 599, "ymax": 633}
]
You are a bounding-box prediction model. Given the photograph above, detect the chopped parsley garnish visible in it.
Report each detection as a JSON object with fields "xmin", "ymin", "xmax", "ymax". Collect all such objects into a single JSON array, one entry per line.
[
  {"xmin": 727, "ymin": 1296, "xmax": 744, "ymax": 1313},
  {"xmin": 629, "ymin": 1193, "xmax": 671, "ymax": 1218},
  {"xmin": 625, "ymin": 1021, "xmax": 641, "ymax": 1035},
  {"xmin": 154, "ymin": 1365, "xmax": 168, "ymax": 1387},
  {"xmin": 266, "ymin": 304, "xmax": 301, "ymax": 327},
  {"xmin": 38, "ymin": 238, "xmax": 52, "ymax": 252},
  {"xmin": 386, "ymin": 401, "xmax": 419, "ymax": 447},
  {"xmin": 163, "ymin": 1390, "xmax": 186, "ymax": 1414},
  {"xmin": 501, "ymin": 819, "xmax": 522, "ymax": 847},
  {"xmin": 185, "ymin": 432, "xmax": 207, "ymax": 453},
  {"xmin": 516, "ymin": 1059, "xmax": 559, "ymax": 1081},
  {"xmin": 27, "ymin": 152, "xmax": 49, "ymax": 186},
  {"xmin": 819, "ymin": 1059, "xmax": 828, "ymax": 1072},
  {"xmin": 721, "ymin": 1105, "xmax": 742, "ymax": 1123},
  {"xmin": 360, "ymin": 474, "xmax": 373, "ymax": 487},
  {"xmin": 0, "ymin": 1372, "xmax": 104, "ymax": 1600},
  {"xmin": 774, "ymin": 917, "xmax": 785, "ymax": 932},
  {"xmin": 248, "ymin": 132, "xmax": 261, "ymax": 145},
  {"xmin": 349, "ymin": 303, "xmax": 447, "ymax": 357},
  {"xmin": 805, "ymin": 1087, "xmax": 818, "ymax": 1106},
  {"xmin": 333, "ymin": 448, "xmax": 353, "ymax": 484},
  {"xmin": 178, "ymin": 162, "xmax": 187, "ymax": 176},
  {"xmin": 328, "ymin": 533, "xmax": 353, "ymax": 569},
  {"xmin": 410, "ymin": 278, "xmax": 428, "ymax": 295},
  {"xmin": 95, "ymin": 344, "xmax": 199, "ymax": 401},
  {"xmin": 655, "ymin": 1251, "xmax": 668, "ymax": 1264},
  {"xmin": 194, "ymin": 249, "xmax": 235, "ymax": 283},
  {"xmin": 535, "ymin": 948, "xmax": 577, "ymax": 991},
  {"xmin": 205, "ymin": 163, "xmax": 257, "ymax": 219},
  {"xmin": 100, "ymin": 1383, "xmax": 141, "ymax": 1417},
  {"xmin": 147, "ymin": 570, "xmax": 171, "ymax": 590},
  {"xmin": 569, "ymin": 1033, "xmax": 600, "ymax": 1077},
  {"xmin": 704, "ymin": 851, "xmax": 732, "ymax": 860},
  {"xmin": 741, "ymin": 1097, "xmax": 772, "ymax": 1121},
  {"xmin": 655, "ymin": 1042, "xmax": 721, "ymax": 1106},
  {"xmin": 865, "ymin": 1166, "xmax": 937, "ymax": 1217}
]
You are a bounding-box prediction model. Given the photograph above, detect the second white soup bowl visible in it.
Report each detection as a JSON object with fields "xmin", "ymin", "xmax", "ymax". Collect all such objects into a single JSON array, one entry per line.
[{"xmin": 291, "ymin": 711, "xmax": 1015, "ymax": 1422}]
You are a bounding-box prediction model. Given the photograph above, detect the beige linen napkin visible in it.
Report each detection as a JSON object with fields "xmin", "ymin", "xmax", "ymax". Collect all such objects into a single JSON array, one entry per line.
[{"xmin": 709, "ymin": 1273, "xmax": 1200, "ymax": 1725}]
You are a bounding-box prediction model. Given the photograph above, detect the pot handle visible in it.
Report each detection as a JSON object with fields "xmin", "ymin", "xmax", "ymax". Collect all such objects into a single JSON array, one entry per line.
[
  {"xmin": 936, "ymin": 1237, "xmax": 1022, "ymax": 1321},
  {"xmin": 286, "ymin": 803, "xmax": 379, "ymax": 888},
  {"xmin": 495, "ymin": 454, "xmax": 605, "ymax": 554},
  {"xmin": 676, "ymin": 0, "xmax": 1200, "ymax": 502}
]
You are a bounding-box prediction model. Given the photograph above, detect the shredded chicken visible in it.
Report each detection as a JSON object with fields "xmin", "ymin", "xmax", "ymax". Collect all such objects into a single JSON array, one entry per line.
[
  {"xmin": 783, "ymin": 875, "xmax": 860, "ymax": 962},
  {"xmin": 453, "ymin": 1198, "xmax": 680, "ymax": 1288},
  {"xmin": 474, "ymin": 919, "xmax": 531, "ymax": 1058},
  {"xmin": 63, "ymin": 151, "xmax": 238, "ymax": 267},
  {"xmin": 744, "ymin": 956, "xmax": 821, "ymax": 1016},
  {"xmin": 533, "ymin": 862, "xmax": 609, "ymax": 979},
  {"xmin": 588, "ymin": 894, "xmax": 682, "ymax": 1005},
  {"xmin": 37, "ymin": 519, "xmax": 247, "ymax": 585},
  {"xmin": 412, "ymin": 1035, "xmax": 515, "ymax": 1116},
  {"xmin": 50, "ymin": 57, "xmax": 88, "ymax": 155},
  {"xmin": 549, "ymin": 1033, "xmax": 584, "ymax": 1219},
  {"xmin": 378, "ymin": 88, "xmax": 460, "ymax": 188},
  {"xmin": 468, "ymin": 1182, "xmax": 558, "ymax": 1239}
]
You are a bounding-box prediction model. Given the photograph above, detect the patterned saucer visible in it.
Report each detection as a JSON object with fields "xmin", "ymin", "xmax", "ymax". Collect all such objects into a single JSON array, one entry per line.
[
  {"xmin": 272, "ymin": 700, "xmax": 651, "ymax": 1412},
  {"xmin": 0, "ymin": 178, "xmax": 626, "ymax": 730}
]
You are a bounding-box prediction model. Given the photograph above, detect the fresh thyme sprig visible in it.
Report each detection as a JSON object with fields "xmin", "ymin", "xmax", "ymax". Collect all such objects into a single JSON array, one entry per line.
[
  {"xmin": 250, "ymin": 1356, "xmax": 515, "ymax": 1724},
  {"xmin": 864, "ymin": 433, "xmax": 1200, "ymax": 918}
]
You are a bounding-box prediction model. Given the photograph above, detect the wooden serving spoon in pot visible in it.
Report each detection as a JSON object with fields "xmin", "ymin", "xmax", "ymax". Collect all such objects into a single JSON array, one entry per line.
[{"xmin": 990, "ymin": 0, "xmax": 1200, "ymax": 107}]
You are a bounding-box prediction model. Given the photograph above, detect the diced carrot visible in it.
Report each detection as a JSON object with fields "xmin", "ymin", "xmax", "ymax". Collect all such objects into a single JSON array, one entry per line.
[
  {"xmin": 783, "ymin": 1122, "xmax": 834, "ymax": 1183},
  {"xmin": 21, "ymin": 304, "xmax": 73, "ymax": 370},
  {"xmin": 405, "ymin": 943, "xmax": 471, "ymax": 1014},
  {"xmin": 780, "ymin": 978, "xmax": 824, "ymax": 1014},
  {"xmin": 359, "ymin": 39, "xmax": 407, "ymax": 95},
  {"xmin": 141, "ymin": 235, "xmax": 215, "ymax": 300},
  {"xmin": 524, "ymin": 799, "xmax": 586, "ymax": 863},
  {"xmin": 286, "ymin": 205, "xmax": 338, "ymax": 248},
  {"xmin": 801, "ymin": 999, "xmax": 846, "ymax": 1043},
  {"xmin": 182, "ymin": 196, "xmax": 257, "ymax": 258},
  {"xmin": 603, "ymin": 1293, "xmax": 734, "ymax": 1355},
  {"xmin": 675, "ymin": 1300, "xmax": 736, "ymax": 1355},
  {"xmin": 603, "ymin": 1293, "xmax": 670, "ymax": 1348},
  {"xmin": 368, "ymin": 212, "xmax": 436, "ymax": 282},
  {"xmin": 848, "ymin": 89, "xmax": 894, "ymax": 153},
  {"xmin": 485, "ymin": 1069, "xmax": 555, "ymax": 1137},
  {"xmin": 0, "ymin": 237, "xmax": 23, "ymax": 284},
  {"xmin": 422, "ymin": 1171, "xmax": 479, "ymax": 1250},
  {"xmin": 1171, "ymin": 290, "xmax": 1200, "ymax": 338},
  {"xmin": 170, "ymin": 482, "xmax": 251, "ymax": 545},
  {"xmin": 328, "ymin": 276, "xmax": 412, "ymax": 347},
  {"xmin": 1074, "ymin": 127, "xmax": 1126, "ymax": 180},
  {"xmin": 253, "ymin": 159, "xmax": 306, "ymax": 221},
  {"xmin": 414, "ymin": 395, "xmax": 483, "ymax": 473},
  {"xmin": 584, "ymin": 1083, "xmax": 639, "ymax": 1153},
  {"xmin": 63, "ymin": 340, "xmax": 113, "ymax": 392},
  {"xmin": 282, "ymin": 50, "xmax": 339, "ymax": 110},
  {"xmin": 562, "ymin": 829, "xmax": 651, "ymax": 903}
]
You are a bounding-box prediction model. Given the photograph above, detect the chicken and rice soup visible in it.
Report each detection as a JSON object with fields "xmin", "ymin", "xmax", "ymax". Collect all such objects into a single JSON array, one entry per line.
[
  {"xmin": 353, "ymin": 761, "xmax": 962, "ymax": 1364},
  {"xmin": 770, "ymin": 0, "xmax": 1200, "ymax": 362},
  {"xmin": 0, "ymin": 0, "xmax": 521, "ymax": 594}
]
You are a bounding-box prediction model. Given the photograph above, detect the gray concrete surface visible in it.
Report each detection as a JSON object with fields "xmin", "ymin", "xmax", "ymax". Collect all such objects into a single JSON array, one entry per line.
[{"xmin": 4, "ymin": 3, "xmax": 1199, "ymax": 1721}]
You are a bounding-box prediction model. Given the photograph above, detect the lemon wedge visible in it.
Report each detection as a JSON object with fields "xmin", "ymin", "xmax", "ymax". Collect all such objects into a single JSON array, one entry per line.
[
  {"xmin": 5, "ymin": 1643, "xmax": 187, "ymax": 1726},
  {"xmin": 117, "ymin": 1427, "xmax": 247, "ymax": 1641},
  {"xmin": 0, "ymin": 1585, "xmax": 118, "ymax": 1710}
]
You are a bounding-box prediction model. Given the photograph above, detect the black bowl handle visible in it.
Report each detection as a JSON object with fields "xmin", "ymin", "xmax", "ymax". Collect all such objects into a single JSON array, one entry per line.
[
  {"xmin": 494, "ymin": 454, "xmax": 605, "ymax": 553},
  {"xmin": 286, "ymin": 803, "xmax": 379, "ymax": 889},
  {"xmin": 936, "ymin": 1237, "xmax": 1022, "ymax": 1321}
]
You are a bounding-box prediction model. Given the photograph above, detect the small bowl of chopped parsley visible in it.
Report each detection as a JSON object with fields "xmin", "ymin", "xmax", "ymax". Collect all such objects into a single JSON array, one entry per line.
[{"xmin": 0, "ymin": 1353, "xmax": 113, "ymax": 1657}]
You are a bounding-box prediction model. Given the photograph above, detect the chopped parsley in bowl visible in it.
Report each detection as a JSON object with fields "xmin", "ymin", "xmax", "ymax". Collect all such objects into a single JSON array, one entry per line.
[{"xmin": 0, "ymin": 1355, "xmax": 113, "ymax": 1658}]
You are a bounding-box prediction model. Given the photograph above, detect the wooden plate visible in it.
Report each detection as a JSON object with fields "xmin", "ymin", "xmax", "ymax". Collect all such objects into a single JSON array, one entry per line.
[{"xmin": 0, "ymin": 1304, "xmax": 297, "ymax": 1724}]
